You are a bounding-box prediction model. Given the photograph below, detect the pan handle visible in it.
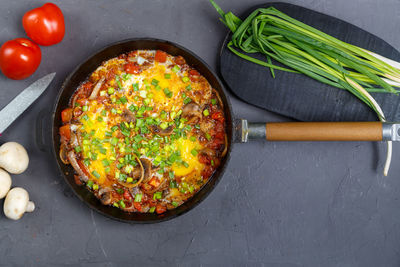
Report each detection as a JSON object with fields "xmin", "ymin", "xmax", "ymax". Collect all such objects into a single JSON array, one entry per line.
[
  {"xmin": 35, "ymin": 109, "xmax": 51, "ymax": 152},
  {"xmin": 241, "ymin": 120, "xmax": 400, "ymax": 142}
]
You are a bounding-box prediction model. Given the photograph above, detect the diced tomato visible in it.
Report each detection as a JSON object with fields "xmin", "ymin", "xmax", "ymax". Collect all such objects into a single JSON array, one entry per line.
[
  {"xmin": 124, "ymin": 62, "xmax": 141, "ymax": 74},
  {"xmin": 211, "ymin": 111, "xmax": 225, "ymax": 123},
  {"xmin": 111, "ymin": 191, "xmax": 121, "ymax": 199},
  {"xmin": 59, "ymin": 125, "xmax": 70, "ymax": 140},
  {"xmin": 154, "ymin": 50, "xmax": 167, "ymax": 63},
  {"xmin": 155, "ymin": 204, "xmax": 167, "ymax": 214},
  {"xmin": 174, "ymin": 56, "xmax": 186, "ymax": 65},
  {"xmin": 123, "ymin": 190, "xmax": 132, "ymax": 201},
  {"xmin": 74, "ymin": 175, "xmax": 82, "ymax": 185},
  {"xmin": 134, "ymin": 202, "xmax": 142, "ymax": 212},
  {"xmin": 96, "ymin": 96, "xmax": 108, "ymax": 104},
  {"xmin": 189, "ymin": 69, "xmax": 200, "ymax": 82},
  {"xmin": 148, "ymin": 176, "xmax": 161, "ymax": 188},
  {"xmin": 80, "ymin": 82, "xmax": 93, "ymax": 97},
  {"xmin": 76, "ymin": 98, "xmax": 87, "ymax": 106},
  {"xmin": 201, "ymin": 167, "xmax": 213, "ymax": 178},
  {"xmin": 198, "ymin": 153, "xmax": 211, "ymax": 165},
  {"xmin": 189, "ymin": 69, "xmax": 199, "ymax": 76},
  {"xmin": 61, "ymin": 108, "xmax": 73, "ymax": 123}
]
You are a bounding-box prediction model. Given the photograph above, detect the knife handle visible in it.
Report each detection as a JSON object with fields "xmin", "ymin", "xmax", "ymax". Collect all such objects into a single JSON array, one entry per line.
[
  {"xmin": 265, "ymin": 122, "xmax": 383, "ymax": 141},
  {"xmin": 241, "ymin": 121, "xmax": 400, "ymax": 142}
]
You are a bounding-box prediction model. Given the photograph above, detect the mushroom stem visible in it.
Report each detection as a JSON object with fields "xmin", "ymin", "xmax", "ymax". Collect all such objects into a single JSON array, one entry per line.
[
  {"xmin": 26, "ymin": 201, "xmax": 35, "ymax": 213},
  {"xmin": 3, "ymin": 187, "xmax": 35, "ymax": 220}
]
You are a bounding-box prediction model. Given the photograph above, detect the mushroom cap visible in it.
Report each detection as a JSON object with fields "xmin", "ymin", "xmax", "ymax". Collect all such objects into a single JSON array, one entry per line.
[
  {"xmin": 3, "ymin": 187, "xmax": 34, "ymax": 220},
  {"xmin": 0, "ymin": 168, "xmax": 11, "ymax": 199},
  {"xmin": 0, "ymin": 142, "xmax": 29, "ymax": 174}
]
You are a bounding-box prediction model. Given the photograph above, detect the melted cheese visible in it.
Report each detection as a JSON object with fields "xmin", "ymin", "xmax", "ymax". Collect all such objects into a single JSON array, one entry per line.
[{"xmin": 172, "ymin": 138, "xmax": 204, "ymax": 176}]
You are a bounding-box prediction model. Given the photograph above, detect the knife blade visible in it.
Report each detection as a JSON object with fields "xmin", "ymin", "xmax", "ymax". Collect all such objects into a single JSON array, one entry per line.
[{"xmin": 0, "ymin": 73, "xmax": 56, "ymax": 133}]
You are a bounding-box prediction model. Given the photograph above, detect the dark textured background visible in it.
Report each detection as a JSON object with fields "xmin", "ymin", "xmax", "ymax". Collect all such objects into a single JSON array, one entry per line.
[{"xmin": 0, "ymin": 0, "xmax": 400, "ymax": 266}]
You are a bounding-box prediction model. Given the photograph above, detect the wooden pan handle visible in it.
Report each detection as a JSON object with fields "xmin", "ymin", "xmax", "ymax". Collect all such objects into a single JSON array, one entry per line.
[{"xmin": 265, "ymin": 122, "xmax": 383, "ymax": 141}]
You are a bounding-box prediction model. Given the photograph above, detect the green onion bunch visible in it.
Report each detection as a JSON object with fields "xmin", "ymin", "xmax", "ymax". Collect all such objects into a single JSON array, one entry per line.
[{"xmin": 210, "ymin": 0, "xmax": 400, "ymax": 175}]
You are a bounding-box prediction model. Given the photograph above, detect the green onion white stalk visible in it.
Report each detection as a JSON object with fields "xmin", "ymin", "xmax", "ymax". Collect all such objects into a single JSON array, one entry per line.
[{"xmin": 210, "ymin": 0, "xmax": 399, "ymax": 175}]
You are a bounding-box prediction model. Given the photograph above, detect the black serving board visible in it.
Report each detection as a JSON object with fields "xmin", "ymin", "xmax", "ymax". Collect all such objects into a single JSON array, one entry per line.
[{"xmin": 219, "ymin": 2, "xmax": 400, "ymax": 122}]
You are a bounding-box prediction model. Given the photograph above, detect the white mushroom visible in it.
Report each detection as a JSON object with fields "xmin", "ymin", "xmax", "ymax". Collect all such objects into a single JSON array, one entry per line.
[
  {"xmin": 3, "ymin": 187, "xmax": 35, "ymax": 220},
  {"xmin": 0, "ymin": 169, "xmax": 11, "ymax": 199},
  {"xmin": 0, "ymin": 142, "xmax": 29, "ymax": 174}
]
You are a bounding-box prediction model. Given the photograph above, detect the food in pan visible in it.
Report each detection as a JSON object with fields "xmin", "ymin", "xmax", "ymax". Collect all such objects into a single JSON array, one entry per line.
[{"xmin": 59, "ymin": 50, "xmax": 227, "ymax": 214}]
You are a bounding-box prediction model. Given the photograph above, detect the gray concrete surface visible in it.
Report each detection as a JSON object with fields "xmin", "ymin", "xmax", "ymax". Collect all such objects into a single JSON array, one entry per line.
[{"xmin": 0, "ymin": 0, "xmax": 400, "ymax": 266}]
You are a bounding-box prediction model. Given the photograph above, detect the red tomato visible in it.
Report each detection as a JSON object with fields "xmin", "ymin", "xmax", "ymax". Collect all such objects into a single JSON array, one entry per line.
[
  {"xmin": 148, "ymin": 176, "xmax": 161, "ymax": 188},
  {"xmin": 123, "ymin": 190, "xmax": 132, "ymax": 201},
  {"xmin": 124, "ymin": 63, "xmax": 141, "ymax": 74},
  {"xmin": 155, "ymin": 204, "xmax": 167, "ymax": 214},
  {"xmin": 22, "ymin": 3, "xmax": 65, "ymax": 46},
  {"xmin": 154, "ymin": 50, "xmax": 167, "ymax": 63},
  {"xmin": 59, "ymin": 125, "xmax": 71, "ymax": 141},
  {"xmin": 61, "ymin": 108, "xmax": 73, "ymax": 123},
  {"xmin": 134, "ymin": 202, "xmax": 142, "ymax": 212},
  {"xmin": 0, "ymin": 38, "xmax": 41, "ymax": 80},
  {"xmin": 211, "ymin": 111, "xmax": 225, "ymax": 123}
]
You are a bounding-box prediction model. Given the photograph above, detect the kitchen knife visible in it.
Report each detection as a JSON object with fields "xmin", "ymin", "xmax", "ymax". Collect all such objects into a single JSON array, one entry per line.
[{"xmin": 0, "ymin": 73, "xmax": 56, "ymax": 134}]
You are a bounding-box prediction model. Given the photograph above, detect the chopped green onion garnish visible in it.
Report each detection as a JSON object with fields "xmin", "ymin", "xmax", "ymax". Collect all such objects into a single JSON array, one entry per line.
[
  {"xmin": 82, "ymin": 115, "xmax": 89, "ymax": 121},
  {"xmin": 97, "ymin": 116, "xmax": 103, "ymax": 122},
  {"xmin": 172, "ymin": 201, "xmax": 179, "ymax": 207},
  {"xmin": 172, "ymin": 65, "xmax": 180, "ymax": 72},
  {"xmin": 190, "ymin": 136, "xmax": 196, "ymax": 142},
  {"xmin": 108, "ymin": 87, "xmax": 115, "ymax": 95},
  {"xmin": 163, "ymin": 88, "xmax": 172, "ymax": 98},
  {"xmin": 87, "ymin": 180, "xmax": 93, "ymax": 189},
  {"xmin": 93, "ymin": 184, "xmax": 99, "ymax": 191},
  {"xmin": 120, "ymin": 96, "xmax": 128, "ymax": 104},
  {"xmin": 83, "ymin": 158, "xmax": 91, "ymax": 166},
  {"xmin": 164, "ymin": 73, "xmax": 171, "ymax": 79},
  {"xmin": 169, "ymin": 171, "xmax": 174, "ymax": 179},
  {"xmin": 159, "ymin": 122, "xmax": 168, "ymax": 130},
  {"xmin": 119, "ymin": 200, "xmax": 126, "ymax": 209},
  {"xmin": 92, "ymin": 171, "xmax": 100, "ymax": 179},
  {"xmin": 183, "ymin": 98, "xmax": 192, "ymax": 104},
  {"xmin": 102, "ymin": 159, "xmax": 109, "ymax": 167},
  {"xmin": 185, "ymin": 85, "xmax": 191, "ymax": 91},
  {"xmin": 149, "ymin": 206, "xmax": 156, "ymax": 213},
  {"xmin": 134, "ymin": 194, "xmax": 142, "ymax": 202},
  {"xmin": 191, "ymin": 149, "xmax": 198, "ymax": 156},
  {"xmin": 133, "ymin": 83, "xmax": 139, "ymax": 91},
  {"xmin": 211, "ymin": 99, "xmax": 217, "ymax": 105},
  {"xmin": 203, "ymin": 109, "xmax": 210, "ymax": 116},
  {"xmin": 74, "ymin": 146, "xmax": 82, "ymax": 153},
  {"xmin": 82, "ymin": 105, "xmax": 88, "ymax": 112},
  {"xmin": 182, "ymin": 77, "xmax": 190, "ymax": 83},
  {"xmin": 153, "ymin": 191, "xmax": 162, "ymax": 200},
  {"xmin": 151, "ymin": 79, "xmax": 159, "ymax": 86}
]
